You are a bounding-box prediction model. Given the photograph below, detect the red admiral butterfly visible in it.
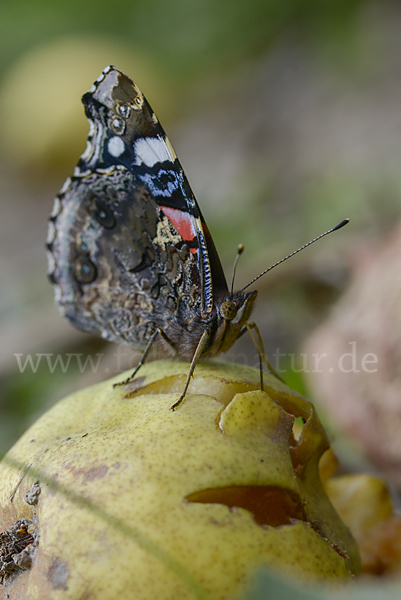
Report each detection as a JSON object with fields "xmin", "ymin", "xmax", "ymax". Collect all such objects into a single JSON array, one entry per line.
[{"xmin": 47, "ymin": 66, "xmax": 348, "ymax": 409}]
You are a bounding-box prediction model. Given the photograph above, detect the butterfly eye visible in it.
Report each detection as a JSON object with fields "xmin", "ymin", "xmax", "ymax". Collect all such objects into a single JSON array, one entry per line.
[
  {"xmin": 221, "ymin": 300, "xmax": 237, "ymax": 321},
  {"xmin": 75, "ymin": 256, "xmax": 97, "ymax": 284}
]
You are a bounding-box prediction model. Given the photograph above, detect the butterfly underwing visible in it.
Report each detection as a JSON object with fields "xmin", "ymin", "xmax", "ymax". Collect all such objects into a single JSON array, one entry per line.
[{"xmin": 47, "ymin": 66, "xmax": 257, "ymax": 406}]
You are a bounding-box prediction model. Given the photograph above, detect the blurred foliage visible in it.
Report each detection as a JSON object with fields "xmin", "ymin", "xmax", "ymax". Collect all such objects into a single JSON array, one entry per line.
[
  {"xmin": 0, "ymin": 0, "xmax": 366, "ymax": 82},
  {"xmin": 0, "ymin": 338, "xmax": 107, "ymax": 454},
  {"xmin": 0, "ymin": 0, "xmax": 366, "ymax": 181}
]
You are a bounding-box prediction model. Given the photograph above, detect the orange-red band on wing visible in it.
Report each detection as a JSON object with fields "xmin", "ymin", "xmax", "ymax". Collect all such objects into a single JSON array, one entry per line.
[{"xmin": 160, "ymin": 205, "xmax": 197, "ymax": 245}]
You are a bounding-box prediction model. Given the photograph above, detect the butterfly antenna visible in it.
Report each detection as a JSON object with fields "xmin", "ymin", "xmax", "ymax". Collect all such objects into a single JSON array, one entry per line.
[
  {"xmin": 230, "ymin": 244, "xmax": 245, "ymax": 297},
  {"xmin": 239, "ymin": 218, "xmax": 349, "ymax": 294}
]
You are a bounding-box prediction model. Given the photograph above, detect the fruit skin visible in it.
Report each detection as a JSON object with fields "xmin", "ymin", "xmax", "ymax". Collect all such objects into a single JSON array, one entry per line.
[{"xmin": 0, "ymin": 359, "xmax": 359, "ymax": 599}]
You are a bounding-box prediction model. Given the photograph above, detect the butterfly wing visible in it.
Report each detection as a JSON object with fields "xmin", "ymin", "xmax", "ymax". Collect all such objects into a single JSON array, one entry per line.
[
  {"xmin": 48, "ymin": 164, "xmax": 205, "ymax": 349},
  {"xmin": 47, "ymin": 66, "xmax": 227, "ymax": 351},
  {"xmin": 78, "ymin": 65, "xmax": 228, "ymax": 313}
]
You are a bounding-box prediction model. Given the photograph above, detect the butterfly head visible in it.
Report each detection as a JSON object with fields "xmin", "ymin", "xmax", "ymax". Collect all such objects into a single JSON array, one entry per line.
[
  {"xmin": 217, "ymin": 242, "xmax": 256, "ymax": 331},
  {"xmin": 215, "ymin": 290, "xmax": 257, "ymax": 354},
  {"xmin": 221, "ymin": 289, "xmax": 257, "ymax": 321},
  {"xmin": 221, "ymin": 299, "xmax": 238, "ymax": 321}
]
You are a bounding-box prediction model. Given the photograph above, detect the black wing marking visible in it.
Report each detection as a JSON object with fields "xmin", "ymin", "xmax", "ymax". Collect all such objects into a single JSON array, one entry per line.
[
  {"xmin": 47, "ymin": 166, "xmax": 201, "ymax": 348},
  {"xmin": 77, "ymin": 65, "xmax": 227, "ymax": 312}
]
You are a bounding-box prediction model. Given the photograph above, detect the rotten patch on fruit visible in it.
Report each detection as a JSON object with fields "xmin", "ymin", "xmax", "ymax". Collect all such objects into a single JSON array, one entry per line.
[
  {"xmin": 24, "ymin": 481, "xmax": 41, "ymax": 506},
  {"xmin": 186, "ymin": 486, "xmax": 307, "ymax": 527},
  {"xmin": 47, "ymin": 557, "xmax": 69, "ymax": 591},
  {"xmin": 0, "ymin": 519, "xmax": 38, "ymax": 584}
]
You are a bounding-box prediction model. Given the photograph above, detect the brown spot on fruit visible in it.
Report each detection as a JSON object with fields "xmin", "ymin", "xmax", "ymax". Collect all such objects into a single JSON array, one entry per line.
[
  {"xmin": 47, "ymin": 557, "xmax": 69, "ymax": 590},
  {"xmin": 186, "ymin": 486, "xmax": 306, "ymax": 527}
]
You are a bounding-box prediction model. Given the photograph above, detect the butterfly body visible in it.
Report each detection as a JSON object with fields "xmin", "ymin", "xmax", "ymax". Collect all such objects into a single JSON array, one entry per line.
[{"xmin": 47, "ymin": 66, "xmax": 257, "ymax": 370}]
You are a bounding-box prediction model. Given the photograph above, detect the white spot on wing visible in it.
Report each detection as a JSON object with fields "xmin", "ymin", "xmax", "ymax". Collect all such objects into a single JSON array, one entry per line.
[
  {"xmin": 108, "ymin": 136, "xmax": 125, "ymax": 157},
  {"xmin": 50, "ymin": 196, "xmax": 62, "ymax": 218},
  {"xmin": 46, "ymin": 221, "xmax": 56, "ymax": 245},
  {"xmin": 91, "ymin": 69, "xmax": 120, "ymax": 107},
  {"xmin": 83, "ymin": 121, "xmax": 104, "ymax": 168},
  {"xmin": 132, "ymin": 85, "xmax": 144, "ymax": 109},
  {"xmin": 74, "ymin": 166, "xmax": 91, "ymax": 177},
  {"xmin": 80, "ymin": 140, "xmax": 93, "ymax": 162},
  {"xmin": 96, "ymin": 165, "xmax": 118, "ymax": 175},
  {"xmin": 96, "ymin": 65, "xmax": 112, "ymax": 83},
  {"xmin": 54, "ymin": 286, "xmax": 62, "ymax": 304},
  {"xmin": 88, "ymin": 118, "xmax": 96, "ymax": 137},
  {"xmin": 46, "ymin": 249, "xmax": 56, "ymax": 273},
  {"xmin": 87, "ymin": 66, "xmax": 113, "ymax": 94},
  {"xmin": 134, "ymin": 136, "xmax": 176, "ymax": 167},
  {"xmin": 58, "ymin": 178, "xmax": 71, "ymax": 197}
]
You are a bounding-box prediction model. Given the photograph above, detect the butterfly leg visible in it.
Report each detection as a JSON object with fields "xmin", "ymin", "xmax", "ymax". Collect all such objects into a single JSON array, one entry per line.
[
  {"xmin": 113, "ymin": 328, "xmax": 176, "ymax": 388},
  {"xmin": 241, "ymin": 322, "xmax": 285, "ymax": 386},
  {"xmin": 245, "ymin": 322, "xmax": 264, "ymax": 390},
  {"xmin": 170, "ymin": 329, "xmax": 210, "ymax": 411}
]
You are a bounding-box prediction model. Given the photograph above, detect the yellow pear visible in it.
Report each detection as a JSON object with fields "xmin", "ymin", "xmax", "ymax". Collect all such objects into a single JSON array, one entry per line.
[{"xmin": 0, "ymin": 360, "xmax": 359, "ymax": 599}]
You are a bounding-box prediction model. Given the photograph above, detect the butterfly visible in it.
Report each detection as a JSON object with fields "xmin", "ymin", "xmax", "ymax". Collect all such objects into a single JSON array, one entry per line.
[{"xmin": 47, "ymin": 66, "xmax": 348, "ymax": 409}]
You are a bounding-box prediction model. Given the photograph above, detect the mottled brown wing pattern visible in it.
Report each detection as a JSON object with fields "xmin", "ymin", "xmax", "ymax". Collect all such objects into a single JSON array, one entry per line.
[{"xmin": 47, "ymin": 165, "xmax": 202, "ymax": 350}]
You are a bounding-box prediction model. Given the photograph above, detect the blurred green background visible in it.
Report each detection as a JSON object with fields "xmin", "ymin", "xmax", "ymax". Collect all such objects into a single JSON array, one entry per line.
[{"xmin": 1, "ymin": 0, "xmax": 400, "ymax": 453}]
